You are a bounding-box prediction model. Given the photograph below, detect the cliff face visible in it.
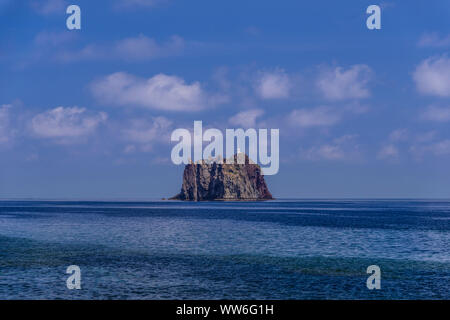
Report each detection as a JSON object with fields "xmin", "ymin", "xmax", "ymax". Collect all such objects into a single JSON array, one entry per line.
[{"xmin": 171, "ymin": 154, "xmax": 273, "ymax": 201}]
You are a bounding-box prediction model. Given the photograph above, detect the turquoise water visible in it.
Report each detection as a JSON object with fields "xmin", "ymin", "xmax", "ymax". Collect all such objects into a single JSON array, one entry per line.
[{"xmin": 0, "ymin": 200, "xmax": 449, "ymax": 299}]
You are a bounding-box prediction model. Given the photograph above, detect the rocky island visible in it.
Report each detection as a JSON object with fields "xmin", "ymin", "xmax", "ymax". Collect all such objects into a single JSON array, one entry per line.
[{"xmin": 170, "ymin": 153, "xmax": 273, "ymax": 201}]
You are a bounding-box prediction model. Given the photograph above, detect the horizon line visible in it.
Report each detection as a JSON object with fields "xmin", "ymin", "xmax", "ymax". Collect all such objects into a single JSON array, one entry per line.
[{"xmin": 1, "ymin": 197, "xmax": 450, "ymax": 202}]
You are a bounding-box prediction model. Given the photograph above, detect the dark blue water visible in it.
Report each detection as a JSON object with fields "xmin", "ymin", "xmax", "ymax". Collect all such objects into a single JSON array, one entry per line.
[{"xmin": 0, "ymin": 200, "xmax": 449, "ymax": 299}]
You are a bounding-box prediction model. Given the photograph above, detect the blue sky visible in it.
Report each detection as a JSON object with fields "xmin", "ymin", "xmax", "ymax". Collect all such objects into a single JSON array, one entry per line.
[{"xmin": 0, "ymin": 0, "xmax": 450, "ymax": 199}]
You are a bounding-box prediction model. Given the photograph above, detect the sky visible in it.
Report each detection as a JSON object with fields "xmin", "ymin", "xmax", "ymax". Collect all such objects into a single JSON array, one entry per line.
[{"xmin": 0, "ymin": 0, "xmax": 450, "ymax": 199}]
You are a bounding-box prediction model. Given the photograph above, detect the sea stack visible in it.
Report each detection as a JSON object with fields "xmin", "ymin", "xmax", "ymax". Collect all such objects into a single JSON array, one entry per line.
[{"xmin": 170, "ymin": 153, "xmax": 273, "ymax": 201}]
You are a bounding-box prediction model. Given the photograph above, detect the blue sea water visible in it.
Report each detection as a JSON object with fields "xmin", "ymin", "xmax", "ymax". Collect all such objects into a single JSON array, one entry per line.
[{"xmin": 0, "ymin": 199, "xmax": 449, "ymax": 299}]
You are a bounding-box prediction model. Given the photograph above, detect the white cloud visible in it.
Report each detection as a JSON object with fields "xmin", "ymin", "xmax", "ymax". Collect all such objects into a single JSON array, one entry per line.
[
  {"xmin": 255, "ymin": 69, "xmax": 291, "ymax": 99},
  {"xmin": 430, "ymin": 140, "xmax": 450, "ymax": 156},
  {"xmin": 415, "ymin": 131, "xmax": 436, "ymax": 143},
  {"xmin": 123, "ymin": 145, "xmax": 137, "ymax": 154},
  {"xmin": 288, "ymin": 106, "xmax": 340, "ymax": 128},
  {"xmin": 407, "ymin": 132, "xmax": 450, "ymax": 159},
  {"xmin": 229, "ymin": 109, "xmax": 264, "ymax": 127},
  {"xmin": 122, "ymin": 116, "xmax": 172, "ymax": 152},
  {"xmin": 14, "ymin": 31, "xmax": 78, "ymax": 68},
  {"xmin": 31, "ymin": 107, "xmax": 107, "ymax": 140},
  {"xmin": 57, "ymin": 44, "xmax": 104, "ymax": 61},
  {"xmin": 413, "ymin": 55, "xmax": 450, "ymax": 97},
  {"xmin": 389, "ymin": 129, "xmax": 409, "ymax": 142},
  {"xmin": 115, "ymin": 35, "xmax": 184, "ymax": 61},
  {"xmin": 421, "ymin": 105, "xmax": 450, "ymax": 122},
  {"xmin": 0, "ymin": 104, "xmax": 12, "ymax": 144},
  {"xmin": 377, "ymin": 144, "xmax": 399, "ymax": 159},
  {"xmin": 414, "ymin": 139, "xmax": 450, "ymax": 157},
  {"xmin": 58, "ymin": 35, "xmax": 184, "ymax": 62},
  {"xmin": 418, "ymin": 33, "xmax": 450, "ymax": 48},
  {"xmin": 30, "ymin": 0, "xmax": 66, "ymax": 15},
  {"xmin": 377, "ymin": 129, "xmax": 409, "ymax": 160},
  {"xmin": 34, "ymin": 31, "xmax": 76, "ymax": 47},
  {"xmin": 91, "ymin": 72, "xmax": 225, "ymax": 111},
  {"xmin": 317, "ymin": 65, "xmax": 371, "ymax": 100},
  {"xmin": 343, "ymin": 102, "xmax": 370, "ymax": 115},
  {"xmin": 304, "ymin": 144, "xmax": 344, "ymax": 160},
  {"xmin": 123, "ymin": 117, "xmax": 172, "ymax": 144},
  {"xmin": 302, "ymin": 135, "xmax": 359, "ymax": 161}
]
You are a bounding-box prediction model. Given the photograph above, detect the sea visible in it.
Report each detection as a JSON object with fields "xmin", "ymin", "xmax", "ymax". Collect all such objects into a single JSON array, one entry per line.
[{"xmin": 0, "ymin": 199, "xmax": 449, "ymax": 299}]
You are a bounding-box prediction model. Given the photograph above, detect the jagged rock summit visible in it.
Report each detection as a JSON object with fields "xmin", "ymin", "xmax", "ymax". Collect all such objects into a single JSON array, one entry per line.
[{"xmin": 170, "ymin": 153, "xmax": 273, "ymax": 201}]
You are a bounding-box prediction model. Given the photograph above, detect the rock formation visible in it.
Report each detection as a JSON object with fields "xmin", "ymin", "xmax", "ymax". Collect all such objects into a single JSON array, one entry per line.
[{"xmin": 170, "ymin": 153, "xmax": 273, "ymax": 201}]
